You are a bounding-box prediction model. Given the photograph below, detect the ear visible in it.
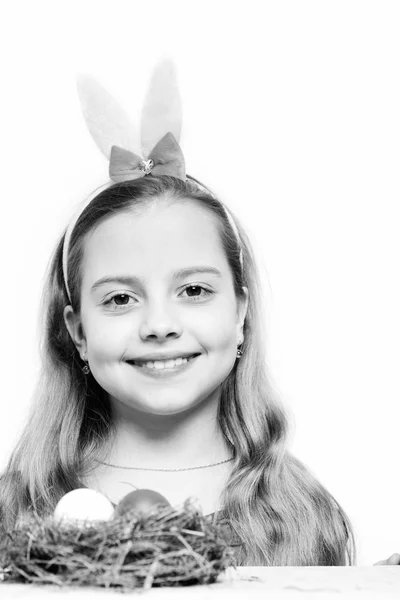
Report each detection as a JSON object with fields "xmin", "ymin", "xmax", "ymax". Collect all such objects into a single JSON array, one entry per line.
[
  {"xmin": 140, "ymin": 59, "xmax": 182, "ymax": 158},
  {"xmin": 77, "ymin": 75, "xmax": 140, "ymax": 159},
  {"xmin": 63, "ymin": 305, "xmax": 87, "ymax": 358},
  {"xmin": 236, "ymin": 286, "xmax": 249, "ymax": 340}
]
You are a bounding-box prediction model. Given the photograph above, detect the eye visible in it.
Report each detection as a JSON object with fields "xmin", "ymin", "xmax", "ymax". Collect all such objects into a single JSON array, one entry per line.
[
  {"xmin": 181, "ymin": 285, "xmax": 213, "ymax": 300},
  {"xmin": 102, "ymin": 286, "xmax": 214, "ymax": 310},
  {"xmin": 103, "ymin": 293, "xmax": 135, "ymax": 309}
]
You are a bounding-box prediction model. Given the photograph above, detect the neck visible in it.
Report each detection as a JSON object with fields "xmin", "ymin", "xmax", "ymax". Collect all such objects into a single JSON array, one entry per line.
[{"xmin": 100, "ymin": 389, "xmax": 234, "ymax": 471}]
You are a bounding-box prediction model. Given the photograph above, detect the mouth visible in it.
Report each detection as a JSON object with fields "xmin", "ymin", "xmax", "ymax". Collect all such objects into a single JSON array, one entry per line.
[{"xmin": 127, "ymin": 353, "xmax": 201, "ymax": 371}]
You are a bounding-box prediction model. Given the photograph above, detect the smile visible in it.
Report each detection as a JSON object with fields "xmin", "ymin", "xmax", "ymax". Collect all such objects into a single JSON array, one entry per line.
[{"xmin": 126, "ymin": 354, "xmax": 200, "ymax": 378}]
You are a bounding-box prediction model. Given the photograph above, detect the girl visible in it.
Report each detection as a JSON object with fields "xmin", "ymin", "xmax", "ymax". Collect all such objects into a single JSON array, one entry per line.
[
  {"xmin": 0, "ymin": 173, "xmax": 359, "ymax": 566},
  {"xmin": 0, "ymin": 59, "xmax": 397, "ymax": 564}
]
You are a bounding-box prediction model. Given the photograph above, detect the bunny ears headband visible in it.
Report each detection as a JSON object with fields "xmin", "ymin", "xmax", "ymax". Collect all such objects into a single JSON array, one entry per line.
[{"xmin": 62, "ymin": 60, "xmax": 242, "ymax": 305}]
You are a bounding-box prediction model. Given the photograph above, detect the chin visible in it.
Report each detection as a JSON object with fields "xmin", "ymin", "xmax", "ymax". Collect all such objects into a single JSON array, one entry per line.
[{"xmin": 117, "ymin": 390, "xmax": 214, "ymax": 417}]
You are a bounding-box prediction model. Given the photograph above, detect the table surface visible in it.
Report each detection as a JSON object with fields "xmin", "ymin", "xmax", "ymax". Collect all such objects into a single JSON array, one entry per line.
[{"xmin": 1, "ymin": 566, "xmax": 399, "ymax": 599}]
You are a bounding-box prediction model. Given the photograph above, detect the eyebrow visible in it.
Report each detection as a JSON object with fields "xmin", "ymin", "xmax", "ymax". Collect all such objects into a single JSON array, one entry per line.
[{"xmin": 91, "ymin": 266, "xmax": 222, "ymax": 292}]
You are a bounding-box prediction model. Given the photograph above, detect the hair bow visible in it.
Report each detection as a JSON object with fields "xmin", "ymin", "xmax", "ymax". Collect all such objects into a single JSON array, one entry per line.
[
  {"xmin": 110, "ymin": 132, "xmax": 185, "ymax": 183},
  {"xmin": 77, "ymin": 60, "xmax": 186, "ymax": 183}
]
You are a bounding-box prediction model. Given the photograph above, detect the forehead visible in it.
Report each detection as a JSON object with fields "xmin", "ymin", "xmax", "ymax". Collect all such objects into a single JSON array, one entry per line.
[{"xmin": 82, "ymin": 201, "xmax": 228, "ymax": 282}]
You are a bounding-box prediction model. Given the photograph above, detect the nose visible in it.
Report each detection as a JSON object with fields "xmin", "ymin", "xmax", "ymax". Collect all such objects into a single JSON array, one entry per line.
[{"xmin": 138, "ymin": 299, "xmax": 183, "ymax": 342}]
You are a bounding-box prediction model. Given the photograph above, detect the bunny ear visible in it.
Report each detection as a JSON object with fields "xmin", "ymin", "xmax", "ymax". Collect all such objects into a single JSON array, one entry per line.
[
  {"xmin": 140, "ymin": 60, "xmax": 182, "ymax": 158},
  {"xmin": 77, "ymin": 75, "xmax": 140, "ymax": 159}
]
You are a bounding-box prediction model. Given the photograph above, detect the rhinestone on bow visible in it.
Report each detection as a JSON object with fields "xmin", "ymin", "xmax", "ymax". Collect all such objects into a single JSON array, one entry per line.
[{"xmin": 139, "ymin": 159, "xmax": 154, "ymax": 175}]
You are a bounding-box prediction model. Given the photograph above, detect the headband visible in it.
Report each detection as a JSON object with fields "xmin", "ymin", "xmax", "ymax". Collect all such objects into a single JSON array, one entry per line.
[{"xmin": 62, "ymin": 60, "xmax": 243, "ymax": 305}]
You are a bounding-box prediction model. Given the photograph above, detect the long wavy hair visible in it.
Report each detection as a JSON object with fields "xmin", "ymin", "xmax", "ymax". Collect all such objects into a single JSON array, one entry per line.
[{"xmin": 0, "ymin": 175, "xmax": 356, "ymax": 566}]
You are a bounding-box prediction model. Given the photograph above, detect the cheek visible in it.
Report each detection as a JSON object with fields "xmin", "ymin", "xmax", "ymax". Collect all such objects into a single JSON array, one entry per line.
[
  {"xmin": 193, "ymin": 309, "xmax": 236, "ymax": 352},
  {"xmin": 83, "ymin": 302, "xmax": 237, "ymax": 358},
  {"xmin": 85, "ymin": 317, "xmax": 128, "ymax": 361}
]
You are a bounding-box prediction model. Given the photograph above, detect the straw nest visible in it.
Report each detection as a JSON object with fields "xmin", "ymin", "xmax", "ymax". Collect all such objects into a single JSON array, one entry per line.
[{"xmin": 0, "ymin": 499, "xmax": 236, "ymax": 592}]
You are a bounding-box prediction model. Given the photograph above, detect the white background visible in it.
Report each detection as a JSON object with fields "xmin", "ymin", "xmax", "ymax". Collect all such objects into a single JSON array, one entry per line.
[{"xmin": 0, "ymin": 1, "xmax": 399, "ymax": 566}]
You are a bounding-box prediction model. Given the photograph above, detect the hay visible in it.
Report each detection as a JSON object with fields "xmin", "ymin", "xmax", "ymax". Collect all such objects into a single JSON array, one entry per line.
[{"xmin": 0, "ymin": 499, "xmax": 236, "ymax": 591}]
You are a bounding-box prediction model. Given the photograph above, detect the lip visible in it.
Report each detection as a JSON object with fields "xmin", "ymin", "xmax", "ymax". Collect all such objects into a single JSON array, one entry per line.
[
  {"xmin": 127, "ymin": 354, "xmax": 200, "ymax": 379},
  {"xmin": 130, "ymin": 352, "xmax": 201, "ymax": 363}
]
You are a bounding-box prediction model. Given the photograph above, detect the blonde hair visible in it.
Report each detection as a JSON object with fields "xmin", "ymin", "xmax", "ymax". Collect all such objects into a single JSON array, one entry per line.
[{"xmin": 0, "ymin": 175, "xmax": 356, "ymax": 565}]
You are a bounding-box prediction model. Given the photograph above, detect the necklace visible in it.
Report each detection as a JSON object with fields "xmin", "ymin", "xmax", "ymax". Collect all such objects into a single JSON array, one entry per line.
[{"xmin": 94, "ymin": 456, "xmax": 234, "ymax": 472}]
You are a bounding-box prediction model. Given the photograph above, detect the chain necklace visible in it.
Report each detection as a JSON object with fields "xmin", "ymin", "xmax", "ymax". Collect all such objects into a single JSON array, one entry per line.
[{"xmin": 94, "ymin": 456, "xmax": 234, "ymax": 472}]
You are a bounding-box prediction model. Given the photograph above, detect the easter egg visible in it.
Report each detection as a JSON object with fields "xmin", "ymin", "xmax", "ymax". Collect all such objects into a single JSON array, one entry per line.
[
  {"xmin": 114, "ymin": 489, "xmax": 171, "ymax": 518},
  {"xmin": 53, "ymin": 488, "xmax": 115, "ymax": 525}
]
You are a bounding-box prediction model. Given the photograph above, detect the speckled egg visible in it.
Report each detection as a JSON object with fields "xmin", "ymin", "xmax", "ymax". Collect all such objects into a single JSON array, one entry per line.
[{"xmin": 114, "ymin": 489, "xmax": 171, "ymax": 518}]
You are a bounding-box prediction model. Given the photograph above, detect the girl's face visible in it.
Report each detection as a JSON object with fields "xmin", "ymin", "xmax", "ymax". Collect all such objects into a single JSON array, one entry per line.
[{"xmin": 64, "ymin": 200, "xmax": 248, "ymax": 417}]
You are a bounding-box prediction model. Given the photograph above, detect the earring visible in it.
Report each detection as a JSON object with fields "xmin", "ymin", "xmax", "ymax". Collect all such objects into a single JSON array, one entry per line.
[
  {"xmin": 236, "ymin": 337, "xmax": 244, "ymax": 358},
  {"xmin": 82, "ymin": 351, "xmax": 90, "ymax": 375}
]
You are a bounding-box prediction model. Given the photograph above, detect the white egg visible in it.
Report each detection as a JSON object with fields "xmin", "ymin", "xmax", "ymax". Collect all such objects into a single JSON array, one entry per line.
[{"xmin": 53, "ymin": 488, "xmax": 114, "ymax": 525}]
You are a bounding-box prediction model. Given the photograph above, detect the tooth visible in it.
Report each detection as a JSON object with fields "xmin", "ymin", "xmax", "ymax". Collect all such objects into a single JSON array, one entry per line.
[{"xmin": 136, "ymin": 356, "xmax": 195, "ymax": 369}]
